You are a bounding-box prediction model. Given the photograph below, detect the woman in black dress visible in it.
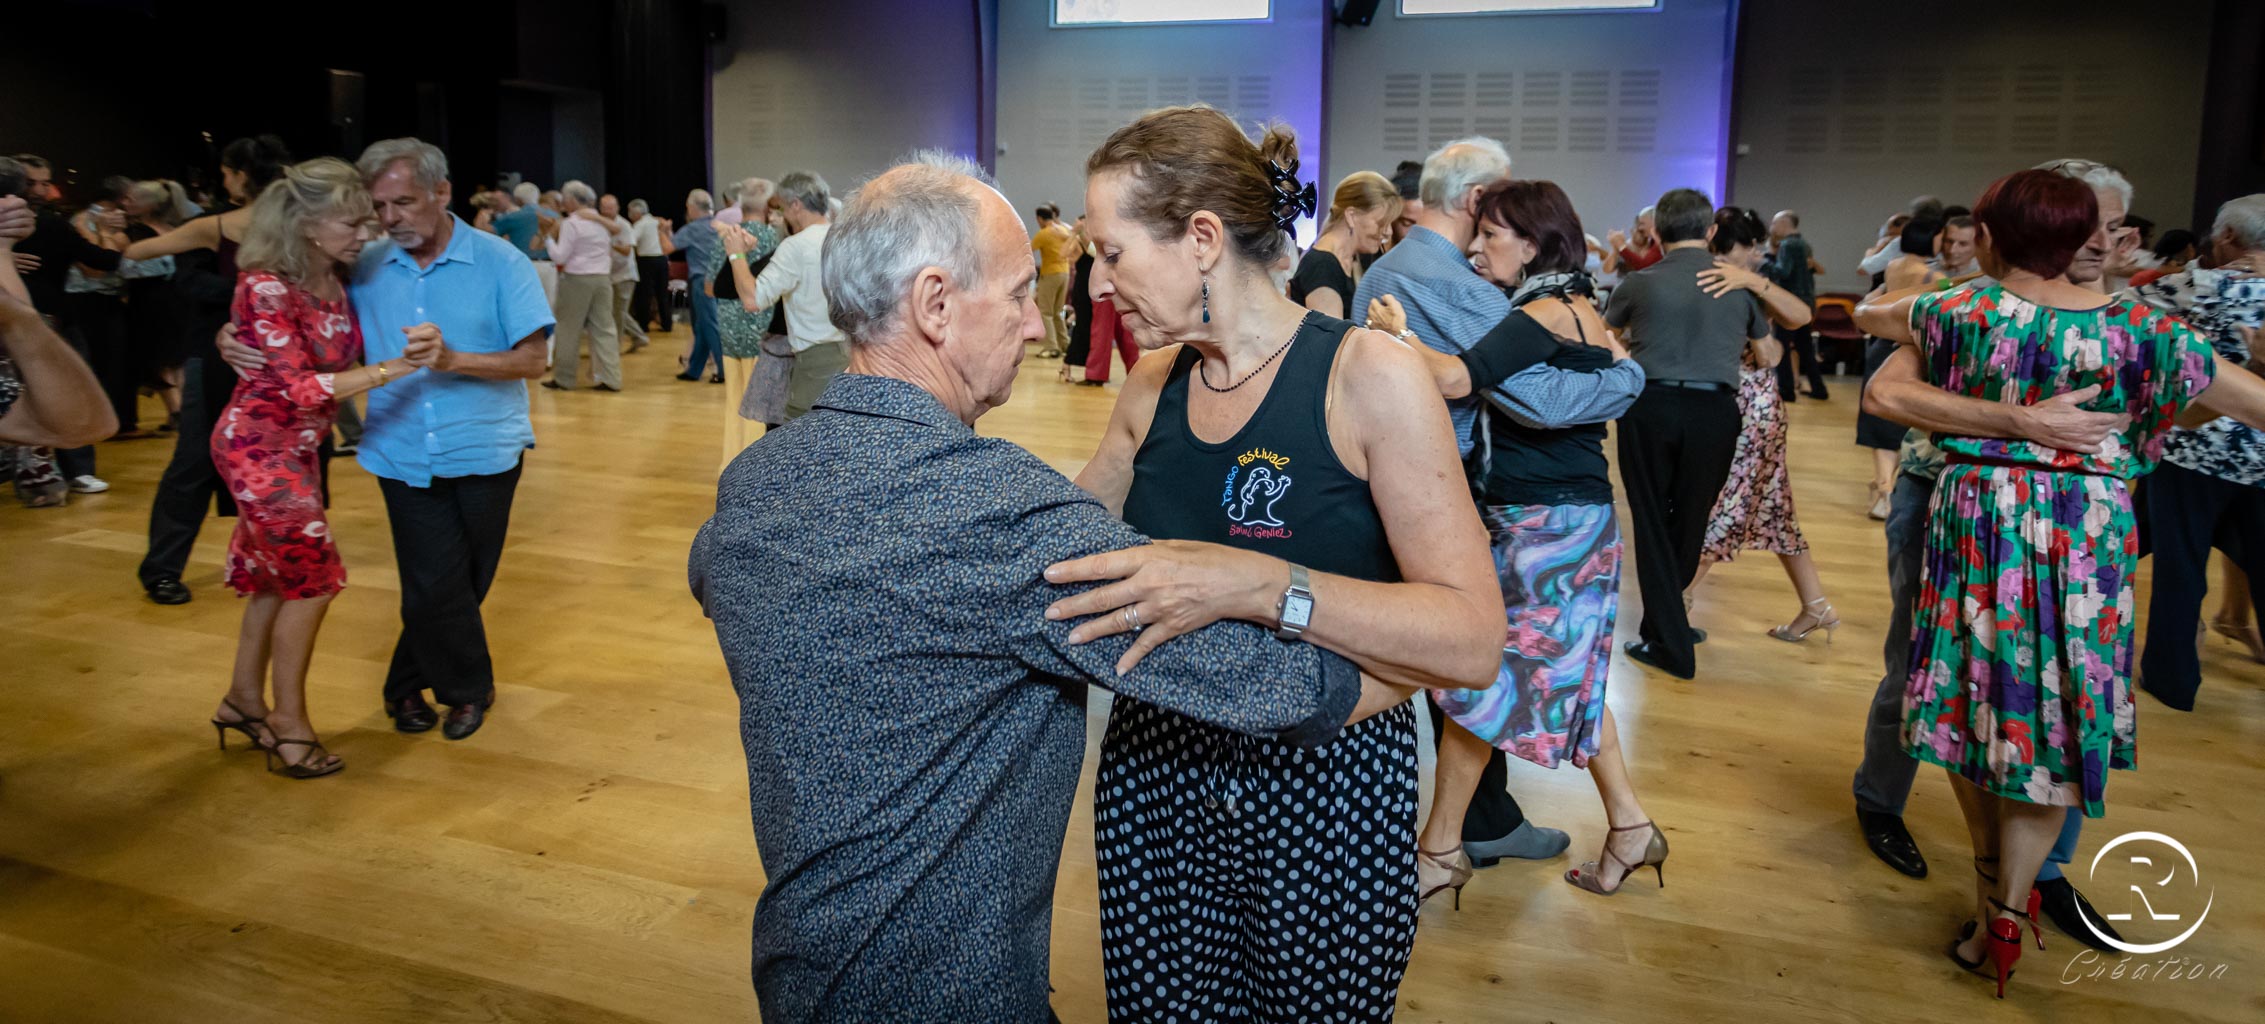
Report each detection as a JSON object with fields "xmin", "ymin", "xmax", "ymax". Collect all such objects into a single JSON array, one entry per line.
[
  {"xmin": 1046, "ymin": 108, "xmax": 1502, "ymax": 1021},
  {"xmin": 1063, "ymin": 213, "xmax": 1097, "ymax": 382},
  {"xmin": 1287, "ymin": 170, "xmax": 1400, "ymax": 320}
]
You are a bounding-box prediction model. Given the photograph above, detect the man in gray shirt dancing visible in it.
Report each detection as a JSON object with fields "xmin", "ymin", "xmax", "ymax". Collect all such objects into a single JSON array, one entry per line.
[
  {"xmin": 690, "ymin": 153, "xmax": 1380, "ymax": 1024},
  {"xmin": 1606, "ymin": 188, "xmax": 1775, "ymax": 679}
]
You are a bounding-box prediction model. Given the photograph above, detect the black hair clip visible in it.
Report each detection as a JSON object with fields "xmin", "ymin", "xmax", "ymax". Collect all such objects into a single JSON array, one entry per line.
[{"xmin": 1268, "ymin": 162, "xmax": 1316, "ymax": 232}]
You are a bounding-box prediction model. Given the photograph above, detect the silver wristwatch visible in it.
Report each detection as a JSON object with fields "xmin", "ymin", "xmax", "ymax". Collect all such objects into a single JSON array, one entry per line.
[{"xmin": 1275, "ymin": 563, "xmax": 1314, "ymax": 640}]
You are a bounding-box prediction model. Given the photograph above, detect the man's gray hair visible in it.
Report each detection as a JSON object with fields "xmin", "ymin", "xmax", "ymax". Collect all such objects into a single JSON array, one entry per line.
[
  {"xmin": 628, "ymin": 198, "xmax": 649, "ymax": 218},
  {"xmin": 514, "ymin": 182, "xmax": 541, "ymax": 207},
  {"xmin": 777, "ymin": 171, "xmax": 831, "ymax": 216},
  {"xmin": 356, "ymin": 137, "xmax": 449, "ymax": 191},
  {"xmin": 561, "ymin": 180, "xmax": 596, "ymax": 207},
  {"xmin": 822, "ymin": 151, "xmax": 994, "ymax": 345},
  {"xmin": 738, "ymin": 177, "xmax": 776, "ymax": 217},
  {"xmin": 2035, "ymin": 158, "xmax": 2134, "ymax": 212},
  {"xmin": 1418, "ymin": 136, "xmax": 1512, "ymax": 211},
  {"xmin": 2215, "ymin": 194, "xmax": 2265, "ymax": 252},
  {"xmin": 687, "ymin": 188, "xmax": 714, "ymax": 214}
]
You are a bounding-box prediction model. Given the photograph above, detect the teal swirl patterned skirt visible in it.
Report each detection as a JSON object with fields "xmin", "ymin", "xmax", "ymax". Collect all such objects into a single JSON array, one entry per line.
[{"xmin": 1432, "ymin": 502, "xmax": 1621, "ymax": 769}]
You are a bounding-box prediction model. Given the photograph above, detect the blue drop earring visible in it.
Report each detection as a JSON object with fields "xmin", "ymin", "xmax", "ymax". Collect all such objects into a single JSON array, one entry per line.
[{"xmin": 1201, "ymin": 275, "xmax": 1211, "ymax": 324}]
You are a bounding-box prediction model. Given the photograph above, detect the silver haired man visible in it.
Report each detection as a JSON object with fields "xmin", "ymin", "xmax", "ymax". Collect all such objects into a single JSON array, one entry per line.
[
  {"xmin": 543, "ymin": 179, "xmax": 624, "ymax": 391},
  {"xmin": 718, "ymin": 171, "xmax": 848, "ymax": 420},
  {"xmin": 691, "ymin": 152, "xmax": 1375, "ymax": 1024}
]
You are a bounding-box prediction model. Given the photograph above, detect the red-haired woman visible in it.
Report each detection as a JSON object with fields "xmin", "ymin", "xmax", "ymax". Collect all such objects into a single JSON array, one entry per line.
[{"xmin": 1860, "ymin": 168, "xmax": 2265, "ymax": 997}]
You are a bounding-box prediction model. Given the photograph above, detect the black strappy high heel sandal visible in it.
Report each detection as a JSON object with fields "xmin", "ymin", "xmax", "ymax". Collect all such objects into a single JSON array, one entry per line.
[
  {"xmin": 210, "ymin": 697, "xmax": 275, "ymax": 752},
  {"xmin": 264, "ymin": 737, "xmax": 345, "ymax": 780}
]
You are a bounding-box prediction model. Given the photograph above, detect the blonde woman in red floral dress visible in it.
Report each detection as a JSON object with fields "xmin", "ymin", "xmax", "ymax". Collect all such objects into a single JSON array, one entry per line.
[{"xmin": 210, "ymin": 158, "xmax": 422, "ymax": 778}]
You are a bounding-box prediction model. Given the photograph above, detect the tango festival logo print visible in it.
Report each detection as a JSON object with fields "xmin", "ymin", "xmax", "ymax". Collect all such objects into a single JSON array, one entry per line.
[
  {"xmin": 2062, "ymin": 831, "xmax": 2226, "ymax": 985},
  {"xmin": 1221, "ymin": 447, "xmax": 1293, "ymax": 538}
]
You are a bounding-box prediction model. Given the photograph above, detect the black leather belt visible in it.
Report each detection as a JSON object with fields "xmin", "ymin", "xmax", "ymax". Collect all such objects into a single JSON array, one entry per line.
[{"xmin": 1646, "ymin": 379, "xmax": 1733, "ymax": 393}]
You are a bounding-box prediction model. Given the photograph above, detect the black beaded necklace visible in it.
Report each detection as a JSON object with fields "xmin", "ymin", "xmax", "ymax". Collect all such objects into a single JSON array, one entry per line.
[{"xmin": 1197, "ymin": 327, "xmax": 1300, "ymax": 393}]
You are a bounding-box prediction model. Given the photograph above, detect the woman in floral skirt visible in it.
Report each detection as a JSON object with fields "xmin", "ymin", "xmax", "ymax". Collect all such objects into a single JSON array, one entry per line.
[
  {"xmin": 1370, "ymin": 180, "xmax": 1662, "ymax": 901},
  {"xmin": 1687, "ymin": 207, "xmax": 1837, "ymax": 643},
  {"xmin": 1861, "ymin": 168, "xmax": 2265, "ymax": 998}
]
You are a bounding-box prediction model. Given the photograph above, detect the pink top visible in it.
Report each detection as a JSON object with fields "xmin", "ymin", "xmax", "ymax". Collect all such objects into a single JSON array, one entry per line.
[{"xmin": 552, "ymin": 214, "xmax": 614, "ymax": 276}]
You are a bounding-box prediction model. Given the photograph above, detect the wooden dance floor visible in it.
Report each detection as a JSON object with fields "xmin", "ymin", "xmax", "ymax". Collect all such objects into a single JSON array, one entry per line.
[{"xmin": 2, "ymin": 329, "xmax": 2259, "ymax": 1022}]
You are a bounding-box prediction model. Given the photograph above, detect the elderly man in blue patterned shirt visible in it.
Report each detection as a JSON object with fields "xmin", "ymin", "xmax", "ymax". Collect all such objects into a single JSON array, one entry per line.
[{"xmin": 690, "ymin": 153, "xmax": 1383, "ymax": 1024}]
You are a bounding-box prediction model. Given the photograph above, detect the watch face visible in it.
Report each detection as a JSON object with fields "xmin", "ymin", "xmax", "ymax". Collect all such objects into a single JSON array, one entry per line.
[{"xmin": 1282, "ymin": 593, "xmax": 1314, "ymax": 627}]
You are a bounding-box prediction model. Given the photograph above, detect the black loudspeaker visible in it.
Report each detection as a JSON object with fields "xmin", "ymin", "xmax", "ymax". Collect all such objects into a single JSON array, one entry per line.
[
  {"xmin": 1337, "ymin": 0, "xmax": 1382, "ymax": 27},
  {"xmin": 329, "ymin": 70, "xmax": 367, "ymax": 158},
  {"xmin": 701, "ymin": 2, "xmax": 727, "ymax": 42}
]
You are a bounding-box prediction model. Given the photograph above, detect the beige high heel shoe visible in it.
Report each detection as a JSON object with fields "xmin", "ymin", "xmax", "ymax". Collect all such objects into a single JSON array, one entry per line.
[
  {"xmin": 1770, "ymin": 598, "xmax": 1840, "ymax": 644},
  {"xmin": 1564, "ymin": 822, "xmax": 1668, "ymax": 895},
  {"xmin": 1417, "ymin": 845, "xmax": 1474, "ymax": 911}
]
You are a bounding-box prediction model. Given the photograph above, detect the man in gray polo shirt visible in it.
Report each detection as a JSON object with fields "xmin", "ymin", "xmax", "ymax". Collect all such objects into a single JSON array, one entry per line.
[{"xmin": 1605, "ymin": 189, "xmax": 1774, "ymax": 679}]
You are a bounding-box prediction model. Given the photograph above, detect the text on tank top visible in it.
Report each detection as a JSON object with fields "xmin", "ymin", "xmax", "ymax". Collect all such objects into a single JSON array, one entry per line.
[{"xmin": 1122, "ymin": 312, "xmax": 1401, "ymax": 583}]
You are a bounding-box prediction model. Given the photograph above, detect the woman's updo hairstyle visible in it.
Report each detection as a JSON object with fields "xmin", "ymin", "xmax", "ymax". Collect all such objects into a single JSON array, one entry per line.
[
  {"xmin": 1708, "ymin": 206, "xmax": 1768, "ymax": 255},
  {"xmin": 1086, "ymin": 105, "xmax": 1307, "ymax": 269},
  {"xmin": 221, "ymin": 134, "xmax": 293, "ymax": 195}
]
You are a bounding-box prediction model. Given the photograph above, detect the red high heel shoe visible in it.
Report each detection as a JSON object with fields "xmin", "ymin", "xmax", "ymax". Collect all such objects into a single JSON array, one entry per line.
[
  {"xmin": 1949, "ymin": 896, "xmax": 2044, "ymax": 999},
  {"xmin": 1971, "ymin": 858, "xmax": 2046, "ymax": 946}
]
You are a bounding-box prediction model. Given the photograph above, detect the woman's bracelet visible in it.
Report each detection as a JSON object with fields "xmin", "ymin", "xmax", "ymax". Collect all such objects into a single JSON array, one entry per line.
[{"xmin": 374, "ymin": 362, "xmax": 392, "ymax": 388}]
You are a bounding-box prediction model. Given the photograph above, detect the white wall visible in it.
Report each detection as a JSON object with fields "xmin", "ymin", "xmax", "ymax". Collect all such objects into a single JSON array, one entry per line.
[
  {"xmin": 1327, "ymin": 0, "xmax": 1738, "ymax": 246},
  {"xmin": 707, "ymin": 0, "xmax": 985, "ymax": 202},
  {"xmin": 1730, "ymin": 0, "xmax": 2214, "ymax": 294},
  {"xmin": 994, "ymin": 0, "xmax": 1329, "ymax": 236}
]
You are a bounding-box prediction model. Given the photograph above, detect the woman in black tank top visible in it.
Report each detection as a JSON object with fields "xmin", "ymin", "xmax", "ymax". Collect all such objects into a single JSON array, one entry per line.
[{"xmin": 1045, "ymin": 108, "xmax": 1502, "ymax": 1021}]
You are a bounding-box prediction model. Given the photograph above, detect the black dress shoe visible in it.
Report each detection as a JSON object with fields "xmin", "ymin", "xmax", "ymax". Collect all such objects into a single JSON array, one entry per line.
[
  {"xmin": 674, "ymin": 372, "xmax": 701, "ymax": 382},
  {"xmin": 1690, "ymin": 627, "xmax": 1708, "ymax": 645},
  {"xmin": 1806, "ymin": 386, "xmax": 1830, "ymax": 400},
  {"xmin": 593, "ymin": 382, "xmax": 620, "ymax": 392},
  {"xmin": 146, "ymin": 576, "xmax": 192, "ymax": 605},
  {"xmin": 2037, "ymin": 876, "xmax": 2124, "ymax": 951},
  {"xmin": 708, "ymin": 373, "xmax": 725, "ymax": 384},
  {"xmin": 541, "ymin": 380, "xmax": 567, "ymax": 391},
  {"xmin": 1856, "ymin": 806, "xmax": 1928, "ymax": 878},
  {"xmin": 1622, "ymin": 641, "xmax": 1694, "ymax": 679},
  {"xmin": 384, "ymin": 693, "xmax": 439, "ymax": 734},
  {"xmin": 442, "ymin": 692, "xmax": 495, "ymax": 740}
]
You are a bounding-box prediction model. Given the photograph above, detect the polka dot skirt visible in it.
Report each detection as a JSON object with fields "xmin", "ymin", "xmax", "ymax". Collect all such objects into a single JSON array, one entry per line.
[{"xmin": 1093, "ymin": 697, "xmax": 1420, "ymax": 1022}]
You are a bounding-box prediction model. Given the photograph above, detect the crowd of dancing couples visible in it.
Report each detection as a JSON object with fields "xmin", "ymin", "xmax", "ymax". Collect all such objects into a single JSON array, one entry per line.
[{"xmin": 6, "ymin": 102, "xmax": 2265, "ymax": 1022}]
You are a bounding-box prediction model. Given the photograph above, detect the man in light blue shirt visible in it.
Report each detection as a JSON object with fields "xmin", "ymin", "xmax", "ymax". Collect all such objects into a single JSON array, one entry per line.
[
  {"xmin": 488, "ymin": 186, "xmax": 542, "ymax": 258},
  {"xmin": 222, "ymin": 138, "xmax": 552, "ymax": 742},
  {"xmin": 1353, "ymin": 144, "xmax": 1637, "ymax": 457}
]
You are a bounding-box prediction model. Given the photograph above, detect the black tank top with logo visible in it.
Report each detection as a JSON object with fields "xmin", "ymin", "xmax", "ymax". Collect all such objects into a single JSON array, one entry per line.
[{"xmin": 1123, "ymin": 313, "xmax": 1400, "ymax": 584}]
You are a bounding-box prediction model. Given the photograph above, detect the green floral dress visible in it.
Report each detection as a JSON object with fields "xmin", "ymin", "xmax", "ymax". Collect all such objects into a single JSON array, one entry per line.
[
  {"xmin": 1900, "ymin": 283, "xmax": 2214, "ymax": 817},
  {"xmin": 718, "ymin": 223, "xmax": 781, "ymax": 358}
]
